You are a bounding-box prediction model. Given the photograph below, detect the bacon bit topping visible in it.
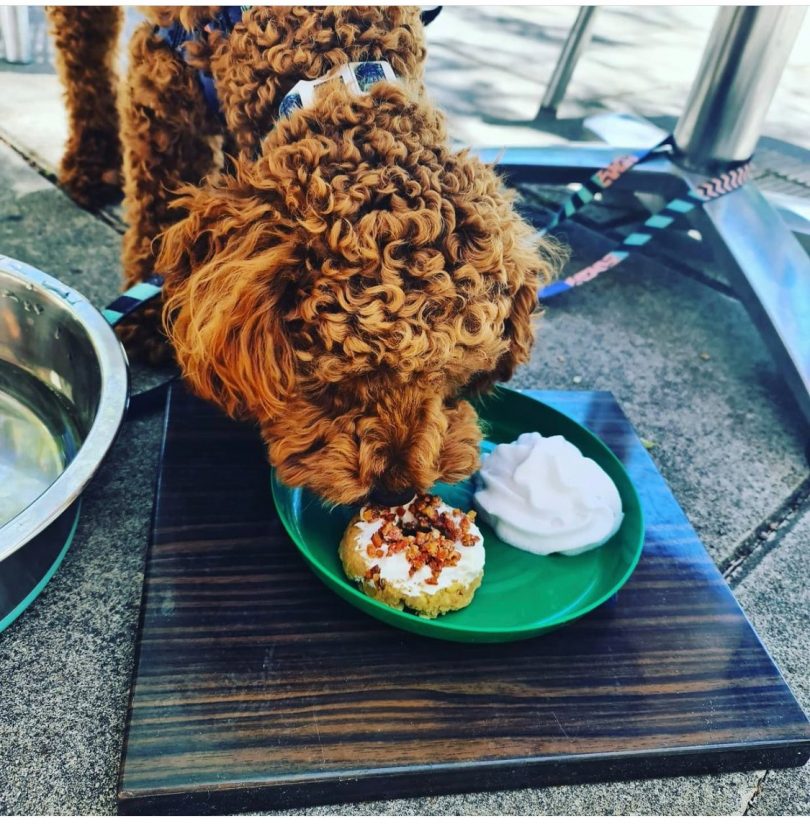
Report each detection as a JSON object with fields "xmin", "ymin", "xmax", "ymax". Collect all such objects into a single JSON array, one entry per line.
[
  {"xmin": 361, "ymin": 494, "xmax": 480, "ymax": 585},
  {"xmin": 381, "ymin": 521, "xmax": 403, "ymax": 543},
  {"xmin": 363, "ymin": 564, "xmax": 386, "ymax": 589}
]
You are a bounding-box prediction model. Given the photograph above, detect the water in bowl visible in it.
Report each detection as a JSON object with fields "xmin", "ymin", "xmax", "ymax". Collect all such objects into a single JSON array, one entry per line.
[{"xmin": 0, "ymin": 360, "xmax": 82, "ymax": 527}]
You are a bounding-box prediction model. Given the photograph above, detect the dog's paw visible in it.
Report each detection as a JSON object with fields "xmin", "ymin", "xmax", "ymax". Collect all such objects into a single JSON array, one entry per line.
[{"xmin": 59, "ymin": 132, "xmax": 123, "ymax": 209}]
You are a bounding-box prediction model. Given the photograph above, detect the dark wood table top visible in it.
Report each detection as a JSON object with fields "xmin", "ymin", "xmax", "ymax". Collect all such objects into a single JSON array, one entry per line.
[{"xmin": 117, "ymin": 386, "xmax": 810, "ymax": 814}]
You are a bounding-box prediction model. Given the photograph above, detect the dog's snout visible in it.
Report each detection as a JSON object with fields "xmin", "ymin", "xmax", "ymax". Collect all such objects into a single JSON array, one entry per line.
[{"xmin": 368, "ymin": 484, "xmax": 417, "ymax": 507}]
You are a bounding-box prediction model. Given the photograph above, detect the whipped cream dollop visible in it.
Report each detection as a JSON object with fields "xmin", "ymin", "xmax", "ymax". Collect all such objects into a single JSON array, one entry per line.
[{"xmin": 473, "ymin": 432, "xmax": 623, "ymax": 556}]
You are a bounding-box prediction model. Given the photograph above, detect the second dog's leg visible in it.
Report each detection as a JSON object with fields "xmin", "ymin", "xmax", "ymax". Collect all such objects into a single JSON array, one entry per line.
[
  {"xmin": 118, "ymin": 23, "xmax": 223, "ymax": 364},
  {"xmin": 46, "ymin": 6, "xmax": 123, "ymax": 208}
]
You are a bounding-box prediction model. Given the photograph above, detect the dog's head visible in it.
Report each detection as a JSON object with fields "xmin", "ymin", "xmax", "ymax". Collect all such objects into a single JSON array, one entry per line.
[{"xmin": 156, "ymin": 9, "xmax": 558, "ymax": 505}]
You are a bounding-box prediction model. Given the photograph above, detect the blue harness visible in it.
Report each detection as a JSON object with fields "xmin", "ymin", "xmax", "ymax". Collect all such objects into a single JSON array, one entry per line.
[{"xmin": 155, "ymin": 6, "xmax": 248, "ymax": 116}]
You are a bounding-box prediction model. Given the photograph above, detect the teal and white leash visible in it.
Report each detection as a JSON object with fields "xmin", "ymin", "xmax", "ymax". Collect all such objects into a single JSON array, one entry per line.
[
  {"xmin": 539, "ymin": 136, "xmax": 674, "ymax": 238},
  {"xmin": 538, "ymin": 142, "xmax": 752, "ymax": 299}
]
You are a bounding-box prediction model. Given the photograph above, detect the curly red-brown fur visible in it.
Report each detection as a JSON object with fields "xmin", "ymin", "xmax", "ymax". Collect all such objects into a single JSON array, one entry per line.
[
  {"xmin": 157, "ymin": 79, "xmax": 554, "ymax": 503},
  {"xmin": 45, "ymin": 6, "xmax": 124, "ymax": 208},
  {"xmin": 49, "ymin": 6, "xmax": 559, "ymax": 503},
  {"xmin": 116, "ymin": 19, "xmax": 225, "ymax": 364},
  {"xmin": 140, "ymin": 6, "xmax": 221, "ymax": 30},
  {"xmin": 209, "ymin": 6, "xmax": 426, "ymax": 156}
]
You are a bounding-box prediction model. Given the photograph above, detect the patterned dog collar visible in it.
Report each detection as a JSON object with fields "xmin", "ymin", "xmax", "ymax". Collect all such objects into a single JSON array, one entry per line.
[{"xmin": 278, "ymin": 61, "xmax": 399, "ymax": 119}]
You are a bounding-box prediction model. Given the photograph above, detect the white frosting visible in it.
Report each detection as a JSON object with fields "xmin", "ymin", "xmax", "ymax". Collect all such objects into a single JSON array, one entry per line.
[
  {"xmin": 351, "ymin": 500, "xmax": 484, "ymax": 596},
  {"xmin": 473, "ymin": 432, "xmax": 623, "ymax": 556}
]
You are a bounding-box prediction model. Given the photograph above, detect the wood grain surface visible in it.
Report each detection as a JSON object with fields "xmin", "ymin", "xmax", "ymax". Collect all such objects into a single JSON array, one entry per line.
[{"xmin": 117, "ymin": 386, "xmax": 810, "ymax": 814}]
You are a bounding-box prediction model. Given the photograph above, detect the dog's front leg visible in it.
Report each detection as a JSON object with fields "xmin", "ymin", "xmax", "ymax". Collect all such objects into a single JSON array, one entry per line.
[
  {"xmin": 46, "ymin": 6, "xmax": 123, "ymax": 209},
  {"xmin": 117, "ymin": 21, "xmax": 223, "ymax": 365}
]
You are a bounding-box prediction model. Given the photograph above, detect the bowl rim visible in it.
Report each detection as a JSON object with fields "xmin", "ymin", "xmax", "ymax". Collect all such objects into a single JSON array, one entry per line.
[
  {"xmin": 271, "ymin": 387, "xmax": 646, "ymax": 642},
  {"xmin": 0, "ymin": 255, "xmax": 129, "ymax": 563}
]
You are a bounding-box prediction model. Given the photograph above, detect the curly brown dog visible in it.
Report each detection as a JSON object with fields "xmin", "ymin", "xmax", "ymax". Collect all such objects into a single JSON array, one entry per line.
[{"xmin": 47, "ymin": 6, "xmax": 559, "ymax": 505}]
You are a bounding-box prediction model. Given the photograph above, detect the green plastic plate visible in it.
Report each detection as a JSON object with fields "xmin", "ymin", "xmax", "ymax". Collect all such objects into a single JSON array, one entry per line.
[{"xmin": 271, "ymin": 387, "xmax": 644, "ymax": 643}]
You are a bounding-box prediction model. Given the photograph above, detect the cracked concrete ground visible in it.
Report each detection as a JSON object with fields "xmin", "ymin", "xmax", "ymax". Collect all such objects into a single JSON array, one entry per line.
[{"xmin": 0, "ymin": 5, "xmax": 808, "ymax": 816}]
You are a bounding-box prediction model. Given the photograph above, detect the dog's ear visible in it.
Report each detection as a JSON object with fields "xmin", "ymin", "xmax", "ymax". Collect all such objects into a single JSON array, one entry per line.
[
  {"xmin": 440, "ymin": 148, "xmax": 561, "ymax": 393},
  {"xmin": 155, "ymin": 179, "xmax": 298, "ymax": 422},
  {"xmin": 368, "ymin": 386, "xmax": 480, "ymax": 494},
  {"xmin": 493, "ymin": 278, "xmax": 542, "ymax": 385}
]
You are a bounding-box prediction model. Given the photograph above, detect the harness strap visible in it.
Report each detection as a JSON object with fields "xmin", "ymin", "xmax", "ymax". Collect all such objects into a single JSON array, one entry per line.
[
  {"xmin": 154, "ymin": 7, "xmax": 249, "ymax": 117},
  {"xmin": 102, "ymin": 275, "xmax": 164, "ymax": 326},
  {"xmin": 421, "ymin": 6, "xmax": 443, "ymax": 26},
  {"xmin": 156, "ymin": 6, "xmax": 436, "ymax": 118},
  {"xmin": 279, "ymin": 61, "xmax": 399, "ymax": 120},
  {"xmin": 101, "ymin": 276, "xmax": 176, "ymax": 420}
]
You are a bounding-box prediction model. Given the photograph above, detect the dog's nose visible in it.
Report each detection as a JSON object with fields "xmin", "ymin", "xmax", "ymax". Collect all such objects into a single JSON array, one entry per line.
[{"xmin": 368, "ymin": 485, "xmax": 417, "ymax": 507}]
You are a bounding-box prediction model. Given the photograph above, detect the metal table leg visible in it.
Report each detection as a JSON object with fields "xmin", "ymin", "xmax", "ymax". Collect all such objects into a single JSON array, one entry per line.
[
  {"xmin": 696, "ymin": 183, "xmax": 810, "ymax": 423},
  {"xmin": 672, "ymin": 6, "xmax": 810, "ymax": 422},
  {"xmin": 673, "ymin": 6, "xmax": 807, "ymax": 166},
  {"xmin": 0, "ymin": 6, "xmax": 32, "ymax": 64},
  {"xmin": 535, "ymin": 7, "xmax": 597, "ymax": 119},
  {"xmin": 477, "ymin": 144, "xmax": 682, "ymax": 191},
  {"xmin": 478, "ymin": 6, "xmax": 810, "ymax": 423}
]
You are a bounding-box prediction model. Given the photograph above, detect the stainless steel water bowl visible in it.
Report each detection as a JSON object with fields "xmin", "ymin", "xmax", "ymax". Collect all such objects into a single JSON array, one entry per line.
[{"xmin": 0, "ymin": 255, "xmax": 128, "ymax": 629}]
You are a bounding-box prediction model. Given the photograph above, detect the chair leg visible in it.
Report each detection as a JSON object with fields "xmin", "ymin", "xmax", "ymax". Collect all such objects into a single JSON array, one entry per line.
[
  {"xmin": 0, "ymin": 6, "xmax": 32, "ymax": 64},
  {"xmin": 535, "ymin": 6, "xmax": 597, "ymax": 119}
]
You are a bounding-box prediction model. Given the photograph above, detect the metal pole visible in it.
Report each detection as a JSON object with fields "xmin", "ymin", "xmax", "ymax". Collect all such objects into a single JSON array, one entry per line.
[
  {"xmin": 536, "ymin": 6, "xmax": 597, "ymax": 117},
  {"xmin": 674, "ymin": 6, "xmax": 806, "ymax": 167},
  {"xmin": 0, "ymin": 6, "xmax": 32, "ymax": 64}
]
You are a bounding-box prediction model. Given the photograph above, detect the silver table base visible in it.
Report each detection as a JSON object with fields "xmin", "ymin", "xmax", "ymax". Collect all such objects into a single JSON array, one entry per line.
[
  {"xmin": 481, "ymin": 145, "xmax": 810, "ymax": 425},
  {"xmin": 483, "ymin": 6, "xmax": 810, "ymax": 424}
]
